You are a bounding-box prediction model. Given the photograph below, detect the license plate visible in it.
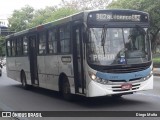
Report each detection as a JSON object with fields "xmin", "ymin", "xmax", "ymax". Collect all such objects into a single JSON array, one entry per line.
[{"xmin": 121, "ymin": 83, "xmax": 132, "ymax": 90}]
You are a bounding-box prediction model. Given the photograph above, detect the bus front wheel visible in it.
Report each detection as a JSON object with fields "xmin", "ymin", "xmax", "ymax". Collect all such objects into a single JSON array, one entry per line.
[{"xmin": 61, "ymin": 77, "xmax": 72, "ymax": 101}]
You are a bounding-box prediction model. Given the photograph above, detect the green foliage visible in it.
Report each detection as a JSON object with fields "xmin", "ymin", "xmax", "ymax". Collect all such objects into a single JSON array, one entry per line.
[
  {"xmin": 153, "ymin": 53, "xmax": 160, "ymax": 64},
  {"xmin": 29, "ymin": 7, "xmax": 78, "ymax": 28},
  {"xmin": 48, "ymin": 7, "xmax": 79, "ymax": 21},
  {"xmin": 8, "ymin": 5, "xmax": 79, "ymax": 30},
  {"xmin": 0, "ymin": 36, "xmax": 6, "ymax": 56},
  {"xmin": 61, "ymin": 0, "xmax": 110, "ymax": 10},
  {"xmin": 28, "ymin": 6, "xmax": 57, "ymax": 28},
  {"xmin": 108, "ymin": 0, "xmax": 142, "ymax": 9},
  {"xmin": 8, "ymin": 5, "xmax": 34, "ymax": 32},
  {"xmin": 153, "ymin": 57, "xmax": 160, "ymax": 64}
]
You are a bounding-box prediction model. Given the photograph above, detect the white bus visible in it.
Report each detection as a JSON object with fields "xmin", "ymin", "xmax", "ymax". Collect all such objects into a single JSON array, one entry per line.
[{"xmin": 6, "ymin": 9, "xmax": 153, "ymax": 100}]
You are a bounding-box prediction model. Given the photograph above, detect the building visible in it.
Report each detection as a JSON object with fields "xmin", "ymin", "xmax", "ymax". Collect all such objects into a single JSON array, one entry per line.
[{"xmin": 0, "ymin": 20, "xmax": 14, "ymax": 36}]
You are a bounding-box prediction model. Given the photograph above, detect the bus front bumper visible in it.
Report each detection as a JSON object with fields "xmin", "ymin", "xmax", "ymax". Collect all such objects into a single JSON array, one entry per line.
[{"xmin": 87, "ymin": 75, "xmax": 153, "ymax": 97}]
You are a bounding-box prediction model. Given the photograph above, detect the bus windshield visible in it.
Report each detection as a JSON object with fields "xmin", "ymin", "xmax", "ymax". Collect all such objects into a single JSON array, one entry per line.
[{"xmin": 87, "ymin": 27, "xmax": 151, "ymax": 66}]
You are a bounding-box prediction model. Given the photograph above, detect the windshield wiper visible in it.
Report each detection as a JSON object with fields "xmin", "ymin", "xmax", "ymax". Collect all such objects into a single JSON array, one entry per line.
[{"xmin": 101, "ymin": 24, "xmax": 107, "ymax": 57}]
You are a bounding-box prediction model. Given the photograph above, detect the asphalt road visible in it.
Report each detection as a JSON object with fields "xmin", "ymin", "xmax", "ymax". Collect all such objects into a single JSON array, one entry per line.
[{"xmin": 0, "ymin": 67, "xmax": 160, "ymax": 120}]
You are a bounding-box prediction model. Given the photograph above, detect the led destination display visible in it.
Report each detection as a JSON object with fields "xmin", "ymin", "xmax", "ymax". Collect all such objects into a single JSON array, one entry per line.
[{"xmin": 88, "ymin": 10, "xmax": 149, "ymax": 24}]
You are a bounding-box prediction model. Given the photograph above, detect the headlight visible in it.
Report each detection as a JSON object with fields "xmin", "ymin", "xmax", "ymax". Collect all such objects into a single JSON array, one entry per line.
[
  {"xmin": 143, "ymin": 71, "xmax": 153, "ymax": 80},
  {"xmin": 90, "ymin": 73, "xmax": 97, "ymax": 80},
  {"xmin": 88, "ymin": 71, "xmax": 108, "ymax": 84}
]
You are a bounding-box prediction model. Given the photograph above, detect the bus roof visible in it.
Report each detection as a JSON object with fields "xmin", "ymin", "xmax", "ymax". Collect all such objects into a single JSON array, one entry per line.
[{"xmin": 6, "ymin": 9, "xmax": 148, "ymax": 39}]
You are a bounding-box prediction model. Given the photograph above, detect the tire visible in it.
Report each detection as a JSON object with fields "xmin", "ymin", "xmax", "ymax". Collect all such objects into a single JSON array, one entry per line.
[
  {"xmin": 21, "ymin": 72, "xmax": 29, "ymax": 90},
  {"xmin": 61, "ymin": 77, "xmax": 73, "ymax": 101}
]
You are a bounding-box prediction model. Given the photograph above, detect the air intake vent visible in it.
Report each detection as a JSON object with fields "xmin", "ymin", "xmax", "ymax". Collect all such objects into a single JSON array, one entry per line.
[{"xmin": 104, "ymin": 66, "xmax": 149, "ymax": 73}]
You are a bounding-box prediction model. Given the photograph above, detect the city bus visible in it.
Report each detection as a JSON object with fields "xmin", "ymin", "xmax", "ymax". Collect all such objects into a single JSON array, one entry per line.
[{"xmin": 6, "ymin": 9, "xmax": 153, "ymax": 100}]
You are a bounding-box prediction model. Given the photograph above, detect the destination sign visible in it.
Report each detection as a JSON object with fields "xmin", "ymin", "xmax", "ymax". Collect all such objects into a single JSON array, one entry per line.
[
  {"xmin": 96, "ymin": 14, "xmax": 141, "ymax": 21},
  {"xmin": 87, "ymin": 10, "xmax": 149, "ymax": 24}
]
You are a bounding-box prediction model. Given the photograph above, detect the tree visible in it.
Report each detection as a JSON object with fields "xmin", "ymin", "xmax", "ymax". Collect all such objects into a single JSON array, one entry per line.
[
  {"xmin": 108, "ymin": 0, "xmax": 160, "ymax": 52},
  {"xmin": 0, "ymin": 36, "xmax": 6, "ymax": 56},
  {"xmin": 47, "ymin": 7, "xmax": 79, "ymax": 21},
  {"xmin": 28, "ymin": 6, "xmax": 57, "ymax": 28},
  {"xmin": 61, "ymin": 0, "xmax": 110, "ymax": 10},
  {"xmin": 8, "ymin": 5, "xmax": 34, "ymax": 32},
  {"xmin": 29, "ymin": 6, "xmax": 78, "ymax": 28}
]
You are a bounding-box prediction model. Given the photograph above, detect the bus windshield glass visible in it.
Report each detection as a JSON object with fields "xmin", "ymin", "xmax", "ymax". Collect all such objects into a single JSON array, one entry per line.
[{"xmin": 87, "ymin": 27, "xmax": 151, "ymax": 66}]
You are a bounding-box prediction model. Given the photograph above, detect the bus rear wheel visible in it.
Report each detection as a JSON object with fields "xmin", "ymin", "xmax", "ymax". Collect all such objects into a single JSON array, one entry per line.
[{"xmin": 61, "ymin": 77, "xmax": 72, "ymax": 101}]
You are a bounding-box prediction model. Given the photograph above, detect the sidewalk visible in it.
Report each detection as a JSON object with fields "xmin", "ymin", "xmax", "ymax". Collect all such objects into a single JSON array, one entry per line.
[{"xmin": 153, "ymin": 68, "xmax": 160, "ymax": 76}]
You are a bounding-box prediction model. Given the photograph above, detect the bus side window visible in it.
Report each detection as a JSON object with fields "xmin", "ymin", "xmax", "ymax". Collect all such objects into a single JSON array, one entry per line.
[
  {"xmin": 39, "ymin": 32, "xmax": 47, "ymax": 55},
  {"xmin": 11, "ymin": 39, "xmax": 16, "ymax": 56},
  {"xmin": 7, "ymin": 40, "xmax": 12, "ymax": 57},
  {"xmin": 59, "ymin": 24, "xmax": 70, "ymax": 53},
  {"xmin": 23, "ymin": 36, "xmax": 28, "ymax": 55},
  {"xmin": 17, "ymin": 37, "xmax": 23, "ymax": 56},
  {"xmin": 48, "ymin": 28, "xmax": 57, "ymax": 54}
]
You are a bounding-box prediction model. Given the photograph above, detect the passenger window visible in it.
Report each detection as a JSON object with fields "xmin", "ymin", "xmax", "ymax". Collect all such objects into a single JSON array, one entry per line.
[
  {"xmin": 39, "ymin": 32, "xmax": 47, "ymax": 55},
  {"xmin": 60, "ymin": 24, "xmax": 70, "ymax": 53},
  {"xmin": 11, "ymin": 39, "xmax": 16, "ymax": 56},
  {"xmin": 17, "ymin": 38, "xmax": 23, "ymax": 56},
  {"xmin": 7, "ymin": 40, "xmax": 12, "ymax": 57},
  {"xmin": 23, "ymin": 36, "xmax": 28, "ymax": 55},
  {"xmin": 48, "ymin": 29, "xmax": 57, "ymax": 54}
]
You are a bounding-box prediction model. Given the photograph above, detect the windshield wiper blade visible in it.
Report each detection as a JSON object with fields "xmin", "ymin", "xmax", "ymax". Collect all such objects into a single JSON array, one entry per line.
[{"xmin": 101, "ymin": 24, "xmax": 107, "ymax": 57}]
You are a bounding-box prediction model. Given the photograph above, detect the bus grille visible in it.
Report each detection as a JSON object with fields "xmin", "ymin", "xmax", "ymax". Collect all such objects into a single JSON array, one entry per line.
[
  {"xmin": 104, "ymin": 66, "xmax": 149, "ymax": 73},
  {"xmin": 107, "ymin": 77, "xmax": 143, "ymax": 85}
]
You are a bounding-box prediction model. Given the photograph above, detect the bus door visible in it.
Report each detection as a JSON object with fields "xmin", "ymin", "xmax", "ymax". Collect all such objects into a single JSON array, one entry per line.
[
  {"xmin": 28, "ymin": 35, "xmax": 39, "ymax": 86},
  {"xmin": 72, "ymin": 24, "xmax": 85, "ymax": 94}
]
